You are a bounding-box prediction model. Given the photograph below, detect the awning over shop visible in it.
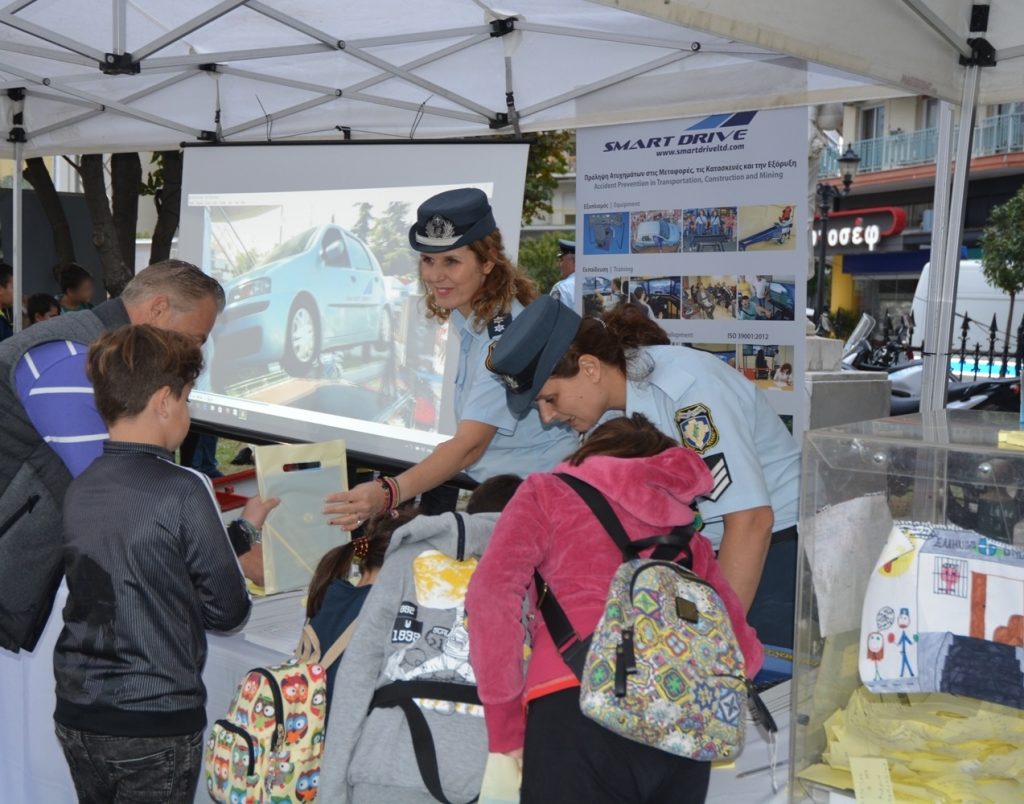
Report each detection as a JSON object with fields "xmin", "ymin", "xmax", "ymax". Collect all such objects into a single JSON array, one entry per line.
[{"xmin": 842, "ymin": 250, "xmax": 930, "ymax": 275}]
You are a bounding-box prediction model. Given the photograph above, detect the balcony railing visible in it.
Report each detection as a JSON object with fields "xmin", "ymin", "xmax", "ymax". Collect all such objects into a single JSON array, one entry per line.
[{"xmin": 819, "ymin": 110, "xmax": 1024, "ymax": 177}]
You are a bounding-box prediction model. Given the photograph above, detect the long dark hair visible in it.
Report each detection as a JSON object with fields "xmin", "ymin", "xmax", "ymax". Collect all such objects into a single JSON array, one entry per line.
[
  {"xmin": 566, "ymin": 413, "xmax": 677, "ymax": 466},
  {"xmin": 306, "ymin": 507, "xmax": 419, "ymax": 618},
  {"xmin": 550, "ymin": 303, "xmax": 669, "ymax": 379}
]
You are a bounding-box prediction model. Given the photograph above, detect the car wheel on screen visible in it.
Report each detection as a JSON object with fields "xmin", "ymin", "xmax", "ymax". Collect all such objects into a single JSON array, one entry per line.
[
  {"xmin": 282, "ymin": 300, "xmax": 319, "ymax": 377},
  {"xmin": 374, "ymin": 308, "xmax": 393, "ymax": 352}
]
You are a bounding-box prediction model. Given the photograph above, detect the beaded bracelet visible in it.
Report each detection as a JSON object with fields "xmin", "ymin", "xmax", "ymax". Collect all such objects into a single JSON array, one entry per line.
[{"xmin": 376, "ymin": 476, "xmax": 403, "ymax": 517}]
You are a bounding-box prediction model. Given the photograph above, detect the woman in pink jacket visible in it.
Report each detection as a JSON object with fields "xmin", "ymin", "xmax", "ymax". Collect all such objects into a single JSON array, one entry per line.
[{"xmin": 466, "ymin": 414, "xmax": 763, "ymax": 804}]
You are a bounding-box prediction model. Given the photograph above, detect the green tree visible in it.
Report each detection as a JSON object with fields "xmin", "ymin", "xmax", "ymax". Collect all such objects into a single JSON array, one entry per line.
[
  {"xmin": 369, "ymin": 200, "xmax": 417, "ymax": 277},
  {"xmin": 484, "ymin": 129, "xmax": 573, "ymax": 224},
  {"xmin": 517, "ymin": 231, "xmax": 573, "ymax": 294},
  {"xmin": 522, "ymin": 130, "xmax": 574, "ymax": 225},
  {"xmin": 979, "ymin": 186, "xmax": 1024, "ymax": 374},
  {"xmin": 351, "ymin": 201, "xmax": 374, "ymax": 242}
]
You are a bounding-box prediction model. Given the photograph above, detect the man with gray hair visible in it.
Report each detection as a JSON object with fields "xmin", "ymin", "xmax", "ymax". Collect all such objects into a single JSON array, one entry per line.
[{"xmin": 0, "ymin": 260, "xmax": 263, "ymax": 800}]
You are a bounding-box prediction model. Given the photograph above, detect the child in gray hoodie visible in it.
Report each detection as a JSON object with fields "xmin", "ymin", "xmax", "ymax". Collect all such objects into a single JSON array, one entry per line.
[{"xmin": 319, "ymin": 476, "xmax": 520, "ymax": 803}]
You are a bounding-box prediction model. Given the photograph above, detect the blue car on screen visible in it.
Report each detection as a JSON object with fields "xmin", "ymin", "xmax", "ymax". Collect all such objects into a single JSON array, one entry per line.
[{"xmin": 212, "ymin": 224, "xmax": 391, "ymax": 378}]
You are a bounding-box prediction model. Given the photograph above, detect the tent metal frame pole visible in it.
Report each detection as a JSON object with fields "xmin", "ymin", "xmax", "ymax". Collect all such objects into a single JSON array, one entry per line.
[
  {"xmin": 899, "ymin": 0, "xmax": 972, "ymax": 59},
  {"xmin": 920, "ymin": 66, "xmax": 980, "ymax": 413},
  {"xmin": 132, "ymin": 0, "xmax": 250, "ymax": 61},
  {"xmin": 0, "ymin": 40, "xmax": 94, "ymax": 66},
  {"xmin": 0, "ymin": 13, "xmax": 106, "ymax": 61},
  {"xmin": 343, "ymin": 44, "xmax": 495, "ymax": 118},
  {"xmin": 247, "ymin": 2, "xmax": 489, "ymax": 50},
  {"xmin": 519, "ymin": 49, "xmax": 694, "ymax": 118},
  {"xmin": 342, "ymin": 34, "xmax": 491, "ymax": 94},
  {"xmin": 26, "ymin": 89, "xmax": 102, "ymax": 109},
  {"xmin": 112, "ymin": 0, "xmax": 126, "ymax": 56},
  {"xmin": 518, "ymin": 21, "xmax": 698, "ymax": 52},
  {"xmin": 346, "ymin": 27, "xmax": 490, "ymax": 49},
  {"xmin": 244, "ymin": 2, "xmax": 495, "ymax": 119},
  {"xmin": 215, "ymin": 65, "xmax": 341, "ymax": 97},
  {"xmin": 220, "ymin": 94, "xmax": 341, "ymax": 138},
  {"xmin": 345, "ymin": 91, "xmax": 487, "ymax": 124},
  {"xmin": 11, "ymin": 138, "xmax": 22, "ymax": 333},
  {"xmin": 145, "ymin": 43, "xmax": 330, "ymax": 69},
  {"xmin": 0, "ymin": 60, "xmax": 204, "ymax": 136},
  {"xmin": 27, "ymin": 70, "xmax": 196, "ymax": 138},
  {"xmin": 1, "ymin": 0, "xmax": 37, "ymax": 13}
]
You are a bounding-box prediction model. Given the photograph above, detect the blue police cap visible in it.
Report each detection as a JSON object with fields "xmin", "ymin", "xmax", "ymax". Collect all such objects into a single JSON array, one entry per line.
[
  {"xmin": 486, "ymin": 295, "xmax": 582, "ymax": 416},
  {"xmin": 409, "ymin": 188, "xmax": 498, "ymax": 253},
  {"xmin": 558, "ymin": 239, "xmax": 576, "ymax": 256}
]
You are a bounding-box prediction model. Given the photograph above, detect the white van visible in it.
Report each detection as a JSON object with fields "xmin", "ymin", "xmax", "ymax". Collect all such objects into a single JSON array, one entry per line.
[{"xmin": 911, "ymin": 260, "xmax": 1023, "ymax": 355}]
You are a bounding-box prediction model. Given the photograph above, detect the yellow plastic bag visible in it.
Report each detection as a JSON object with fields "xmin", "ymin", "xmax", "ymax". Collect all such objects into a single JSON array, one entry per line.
[{"xmin": 255, "ymin": 439, "xmax": 348, "ymax": 595}]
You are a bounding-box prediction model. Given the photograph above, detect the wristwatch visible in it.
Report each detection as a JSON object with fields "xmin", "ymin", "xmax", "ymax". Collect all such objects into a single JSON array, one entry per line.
[
  {"xmin": 227, "ymin": 517, "xmax": 262, "ymax": 555},
  {"xmin": 237, "ymin": 517, "xmax": 262, "ymax": 546}
]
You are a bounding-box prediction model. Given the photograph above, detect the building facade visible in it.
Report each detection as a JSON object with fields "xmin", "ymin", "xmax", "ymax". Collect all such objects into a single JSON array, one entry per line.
[{"xmin": 820, "ymin": 97, "xmax": 1024, "ymax": 327}]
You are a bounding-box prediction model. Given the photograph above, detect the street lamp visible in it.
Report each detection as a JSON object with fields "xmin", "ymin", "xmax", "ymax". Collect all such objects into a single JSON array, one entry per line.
[{"xmin": 814, "ymin": 144, "xmax": 861, "ymax": 327}]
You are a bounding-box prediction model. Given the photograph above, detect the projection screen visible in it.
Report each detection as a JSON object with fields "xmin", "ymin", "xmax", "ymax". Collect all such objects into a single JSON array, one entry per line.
[{"xmin": 178, "ymin": 142, "xmax": 529, "ymax": 465}]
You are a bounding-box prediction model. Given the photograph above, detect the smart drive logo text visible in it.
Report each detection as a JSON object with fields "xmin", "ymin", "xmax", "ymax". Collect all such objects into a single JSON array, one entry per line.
[{"xmin": 602, "ymin": 111, "xmax": 757, "ymax": 152}]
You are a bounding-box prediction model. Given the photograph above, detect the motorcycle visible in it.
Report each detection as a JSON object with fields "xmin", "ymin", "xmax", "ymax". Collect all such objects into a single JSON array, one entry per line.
[{"xmin": 841, "ymin": 313, "xmax": 1020, "ymax": 414}]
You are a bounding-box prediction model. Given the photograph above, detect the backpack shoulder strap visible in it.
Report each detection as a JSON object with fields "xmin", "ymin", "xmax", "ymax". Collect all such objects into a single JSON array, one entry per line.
[
  {"xmin": 453, "ymin": 511, "xmax": 467, "ymax": 561},
  {"xmin": 319, "ymin": 618, "xmax": 359, "ymax": 670},
  {"xmin": 554, "ymin": 472, "xmax": 632, "ymax": 555},
  {"xmin": 370, "ymin": 681, "xmax": 481, "ymax": 804}
]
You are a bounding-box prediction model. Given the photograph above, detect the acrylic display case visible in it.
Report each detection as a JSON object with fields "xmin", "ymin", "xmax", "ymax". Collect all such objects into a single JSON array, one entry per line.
[{"xmin": 790, "ymin": 410, "xmax": 1024, "ymax": 802}]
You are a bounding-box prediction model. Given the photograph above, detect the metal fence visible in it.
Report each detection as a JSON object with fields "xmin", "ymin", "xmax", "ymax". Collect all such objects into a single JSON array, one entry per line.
[{"xmin": 819, "ymin": 110, "xmax": 1024, "ymax": 177}]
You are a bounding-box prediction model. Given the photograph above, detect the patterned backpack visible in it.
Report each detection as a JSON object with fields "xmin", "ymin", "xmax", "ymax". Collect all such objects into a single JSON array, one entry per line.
[
  {"xmin": 536, "ymin": 474, "xmax": 775, "ymax": 761},
  {"xmin": 203, "ymin": 660, "xmax": 329, "ymax": 803}
]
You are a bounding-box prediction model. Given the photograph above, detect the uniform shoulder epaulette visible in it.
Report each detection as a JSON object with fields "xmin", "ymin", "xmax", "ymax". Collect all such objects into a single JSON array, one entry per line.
[{"xmin": 488, "ymin": 312, "xmax": 511, "ymax": 338}]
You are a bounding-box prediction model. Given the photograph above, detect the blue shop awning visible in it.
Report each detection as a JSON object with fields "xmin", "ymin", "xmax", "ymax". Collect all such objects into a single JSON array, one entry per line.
[{"xmin": 842, "ymin": 250, "xmax": 931, "ymax": 275}]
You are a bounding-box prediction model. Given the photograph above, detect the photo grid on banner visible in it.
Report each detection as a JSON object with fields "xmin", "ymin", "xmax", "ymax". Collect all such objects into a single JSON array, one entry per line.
[{"xmin": 575, "ymin": 107, "xmax": 808, "ymax": 440}]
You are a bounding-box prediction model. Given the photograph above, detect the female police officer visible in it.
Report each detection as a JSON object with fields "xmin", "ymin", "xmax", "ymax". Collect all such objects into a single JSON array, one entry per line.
[
  {"xmin": 324, "ymin": 189, "xmax": 577, "ymax": 528},
  {"xmin": 487, "ymin": 296, "xmax": 801, "ymax": 648}
]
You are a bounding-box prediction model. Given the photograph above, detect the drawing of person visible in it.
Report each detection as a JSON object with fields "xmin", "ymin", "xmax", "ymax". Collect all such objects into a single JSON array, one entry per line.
[
  {"xmin": 894, "ymin": 607, "xmax": 915, "ymax": 678},
  {"xmin": 866, "ymin": 631, "xmax": 884, "ymax": 680}
]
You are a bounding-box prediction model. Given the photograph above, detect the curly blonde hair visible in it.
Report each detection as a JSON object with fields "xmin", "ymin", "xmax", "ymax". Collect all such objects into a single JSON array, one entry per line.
[{"xmin": 421, "ymin": 229, "xmax": 537, "ymax": 330}]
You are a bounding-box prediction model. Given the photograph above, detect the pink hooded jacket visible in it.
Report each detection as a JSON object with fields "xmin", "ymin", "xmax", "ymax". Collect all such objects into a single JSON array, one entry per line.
[{"xmin": 466, "ymin": 447, "xmax": 765, "ymax": 753}]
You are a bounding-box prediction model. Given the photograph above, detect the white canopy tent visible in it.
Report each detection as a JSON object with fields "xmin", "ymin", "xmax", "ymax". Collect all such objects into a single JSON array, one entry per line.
[
  {"xmin": 0, "ymin": 0, "xmax": 905, "ymax": 339},
  {"xmin": 599, "ymin": 0, "xmax": 1024, "ymax": 411},
  {"xmin": 1, "ymin": 0, "xmax": 1014, "ymax": 414}
]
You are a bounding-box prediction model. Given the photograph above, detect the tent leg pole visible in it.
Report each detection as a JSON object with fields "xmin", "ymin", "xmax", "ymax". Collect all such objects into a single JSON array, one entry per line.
[
  {"xmin": 919, "ymin": 65, "xmax": 980, "ymax": 414},
  {"xmin": 12, "ymin": 139, "xmax": 23, "ymax": 334}
]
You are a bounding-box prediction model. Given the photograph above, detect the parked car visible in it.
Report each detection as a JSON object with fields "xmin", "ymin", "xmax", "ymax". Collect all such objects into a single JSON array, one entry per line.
[
  {"xmin": 765, "ymin": 280, "xmax": 796, "ymax": 320},
  {"xmin": 633, "ymin": 219, "xmax": 682, "ymax": 250},
  {"xmin": 213, "ymin": 224, "xmax": 391, "ymax": 378}
]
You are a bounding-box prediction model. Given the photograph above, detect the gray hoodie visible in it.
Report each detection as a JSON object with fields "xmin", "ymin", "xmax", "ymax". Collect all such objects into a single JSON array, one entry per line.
[{"xmin": 319, "ymin": 511, "xmax": 499, "ymax": 804}]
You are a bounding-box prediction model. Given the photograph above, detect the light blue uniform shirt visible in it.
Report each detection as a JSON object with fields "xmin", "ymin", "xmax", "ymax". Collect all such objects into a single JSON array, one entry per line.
[
  {"xmin": 550, "ymin": 273, "xmax": 576, "ymax": 309},
  {"xmin": 451, "ymin": 300, "xmax": 578, "ymax": 482},
  {"xmin": 625, "ymin": 345, "xmax": 800, "ymax": 549}
]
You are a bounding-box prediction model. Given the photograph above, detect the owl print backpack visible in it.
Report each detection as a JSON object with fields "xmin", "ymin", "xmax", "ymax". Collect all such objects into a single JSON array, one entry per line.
[{"xmin": 203, "ymin": 660, "xmax": 329, "ymax": 803}]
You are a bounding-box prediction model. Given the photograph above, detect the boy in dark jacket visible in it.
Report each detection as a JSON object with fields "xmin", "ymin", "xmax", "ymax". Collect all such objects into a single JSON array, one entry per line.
[{"xmin": 53, "ymin": 324, "xmax": 277, "ymax": 803}]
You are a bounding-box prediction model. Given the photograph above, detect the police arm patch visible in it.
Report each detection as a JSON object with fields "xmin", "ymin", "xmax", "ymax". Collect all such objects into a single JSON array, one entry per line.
[
  {"xmin": 701, "ymin": 453, "xmax": 731, "ymax": 502},
  {"xmin": 674, "ymin": 403, "xmax": 719, "ymax": 454}
]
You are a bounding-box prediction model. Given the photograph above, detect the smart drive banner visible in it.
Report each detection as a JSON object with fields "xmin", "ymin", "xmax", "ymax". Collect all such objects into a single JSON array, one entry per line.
[{"xmin": 575, "ymin": 107, "xmax": 808, "ymax": 438}]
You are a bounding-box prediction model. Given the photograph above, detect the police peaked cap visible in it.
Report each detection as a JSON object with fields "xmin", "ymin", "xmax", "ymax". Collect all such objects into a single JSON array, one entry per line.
[
  {"xmin": 486, "ymin": 295, "xmax": 582, "ymax": 416},
  {"xmin": 409, "ymin": 188, "xmax": 498, "ymax": 253}
]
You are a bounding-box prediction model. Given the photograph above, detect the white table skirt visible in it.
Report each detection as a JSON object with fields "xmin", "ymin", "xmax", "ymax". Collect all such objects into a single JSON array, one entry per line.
[
  {"xmin": 1, "ymin": 581, "xmax": 791, "ymax": 804},
  {"xmin": 0, "ymin": 586, "xmax": 299, "ymax": 804}
]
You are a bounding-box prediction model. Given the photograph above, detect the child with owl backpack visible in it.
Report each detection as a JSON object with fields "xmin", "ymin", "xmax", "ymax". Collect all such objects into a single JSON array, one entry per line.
[
  {"xmin": 203, "ymin": 511, "xmax": 418, "ymax": 803},
  {"xmin": 318, "ymin": 475, "xmax": 522, "ymax": 804}
]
